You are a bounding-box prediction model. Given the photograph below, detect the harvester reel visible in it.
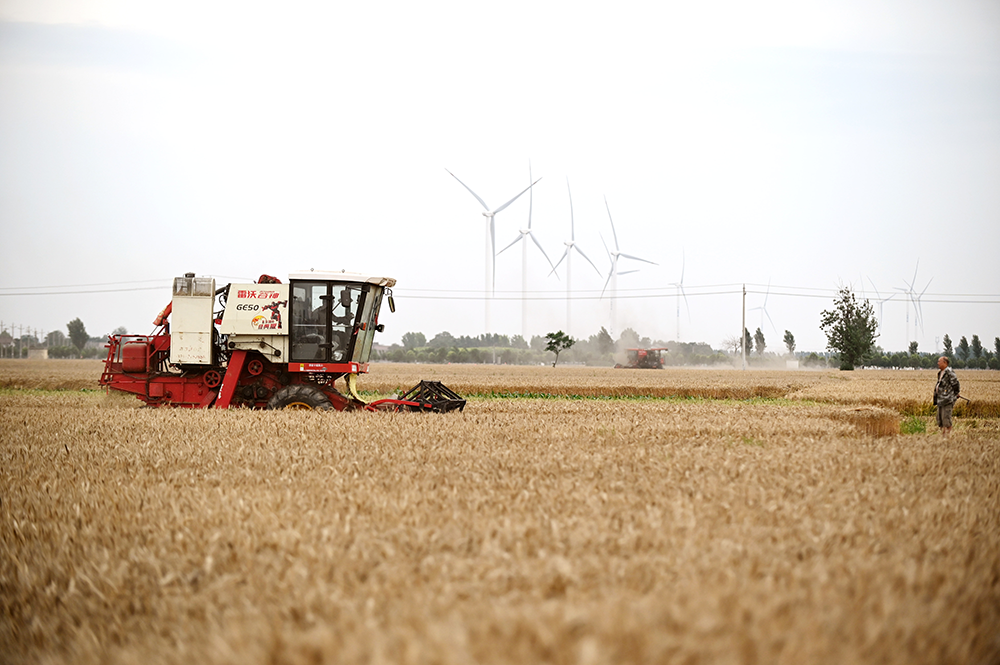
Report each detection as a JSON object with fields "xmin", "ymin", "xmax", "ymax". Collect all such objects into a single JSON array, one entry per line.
[{"xmin": 267, "ymin": 384, "xmax": 333, "ymax": 411}]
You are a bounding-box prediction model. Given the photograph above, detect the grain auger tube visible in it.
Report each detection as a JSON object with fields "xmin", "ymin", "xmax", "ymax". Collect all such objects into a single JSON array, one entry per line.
[{"xmin": 100, "ymin": 270, "xmax": 465, "ymax": 413}]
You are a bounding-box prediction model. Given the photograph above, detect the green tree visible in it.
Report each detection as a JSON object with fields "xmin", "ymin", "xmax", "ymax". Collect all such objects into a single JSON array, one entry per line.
[
  {"xmin": 819, "ymin": 287, "xmax": 878, "ymax": 370},
  {"xmin": 545, "ymin": 331, "xmax": 575, "ymax": 367},
  {"xmin": 783, "ymin": 330, "xmax": 795, "ymax": 355},
  {"xmin": 113, "ymin": 326, "xmax": 128, "ymax": 336},
  {"xmin": 956, "ymin": 336, "xmax": 970, "ymax": 362},
  {"xmin": 743, "ymin": 328, "xmax": 753, "ymax": 359},
  {"xmin": 429, "ymin": 331, "xmax": 455, "ymax": 349},
  {"xmin": 401, "ymin": 331, "xmax": 426, "ymax": 350},
  {"xmin": 618, "ymin": 327, "xmax": 640, "ymax": 350},
  {"xmin": 970, "ymin": 334, "xmax": 983, "ymax": 359},
  {"xmin": 908, "ymin": 341, "xmax": 918, "ymax": 355},
  {"xmin": 995, "ymin": 337, "xmax": 1000, "ymax": 357},
  {"xmin": 942, "ymin": 334, "xmax": 953, "ymax": 359},
  {"xmin": 595, "ymin": 327, "xmax": 614, "ymax": 355},
  {"xmin": 754, "ymin": 327, "xmax": 766, "ymax": 356},
  {"xmin": 67, "ymin": 318, "xmax": 89, "ymax": 353}
]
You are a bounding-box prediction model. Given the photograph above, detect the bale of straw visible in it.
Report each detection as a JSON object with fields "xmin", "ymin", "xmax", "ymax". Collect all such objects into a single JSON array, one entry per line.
[{"xmin": 832, "ymin": 406, "xmax": 901, "ymax": 437}]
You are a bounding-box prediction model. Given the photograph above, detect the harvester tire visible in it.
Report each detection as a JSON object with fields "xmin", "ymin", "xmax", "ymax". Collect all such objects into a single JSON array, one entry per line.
[{"xmin": 267, "ymin": 384, "xmax": 333, "ymax": 411}]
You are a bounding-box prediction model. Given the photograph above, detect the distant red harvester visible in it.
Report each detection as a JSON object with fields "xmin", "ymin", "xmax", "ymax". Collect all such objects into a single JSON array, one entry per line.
[{"xmin": 615, "ymin": 348, "xmax": 668, "ymax": 369}]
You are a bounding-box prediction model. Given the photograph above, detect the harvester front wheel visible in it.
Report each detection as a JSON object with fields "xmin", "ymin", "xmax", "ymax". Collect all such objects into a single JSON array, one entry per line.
[{"xmin": 267, "ymin": 384, "xmax": 333, "ymax": 411}]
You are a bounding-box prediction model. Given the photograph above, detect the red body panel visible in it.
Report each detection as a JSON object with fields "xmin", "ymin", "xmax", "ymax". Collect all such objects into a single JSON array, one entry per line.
[{"xmin": 101, "ymin": 333, "xmax": 363, "ymax": 410}]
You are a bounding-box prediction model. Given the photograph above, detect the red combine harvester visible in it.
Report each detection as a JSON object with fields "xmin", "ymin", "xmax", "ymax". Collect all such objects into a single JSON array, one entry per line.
[
  {"xmin": 100, "ymin": 271, "xmax": 465, "ymax": 412},
  {"xmin": 615, "ymin": 348, "xmax": 667, "ymax": 369}
]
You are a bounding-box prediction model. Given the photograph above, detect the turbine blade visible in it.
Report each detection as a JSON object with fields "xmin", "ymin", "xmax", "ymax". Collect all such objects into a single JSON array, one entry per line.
[
  {"xmin": 446, "ymin": 169, "xmax": 489, "ymax": 211},
  {"xmin": 497, "ymin": 234, "xmax": 523, "ymax": 256},
  {"xmin": 527, "ymin": 163, "xmax": 534, "ymax": 230},
  {"xmin": 493, "ymin": 177, "xmax": 541, "ymax": 215},
  {"xmin": 764, "ymin": 308, "xmax": 778, "ymax": 336},
  {"xmin": 618, "ymin": 252, "xmax": 657, "ymax": 266},
  {"xmin": 566, "ymin": 179, "xmax": 575, "ymax": 241},
  {"xmin": 604, "ymin": 196, "xmax": 620, "ymax": 250},
  {"xmin": 680, "ymin": 285, "xmax": 691, "ymax": 321},
  {"xmin": 600, "ymin": 263, "xmax": 614, "ymax": 298},
  {"xmin": 549, "ymin": 248, "xmax": 569, "ymax": 276},
  {"xmin": 528, "ymin": 231, "xmax": 557, "ymax": 272},
  {"xmin": 867, "ymin": 277, "xmax": 881, "ymax": 300},
  {"xmin": 573, "ymin": 246, "xmax": 603, "ymax": 276}
]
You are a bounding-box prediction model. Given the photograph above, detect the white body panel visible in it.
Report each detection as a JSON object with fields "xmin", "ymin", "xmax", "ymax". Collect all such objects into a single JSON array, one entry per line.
[
  {"xmin": 219, "ymin": 284, "xmax": 289, "ymax": 336},
  {"xmin": 227, "ymin": 334, "xmax": 288, "ymax": 362},
  {"xmin": 170, "ymin": 276, "xmax": 216, "ymax": 365}
]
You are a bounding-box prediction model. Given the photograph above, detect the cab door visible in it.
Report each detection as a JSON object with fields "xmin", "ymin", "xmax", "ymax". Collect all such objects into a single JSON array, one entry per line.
[{"xmin": 289, "ymin": 281, "xmax": 364, "ymax": 363}]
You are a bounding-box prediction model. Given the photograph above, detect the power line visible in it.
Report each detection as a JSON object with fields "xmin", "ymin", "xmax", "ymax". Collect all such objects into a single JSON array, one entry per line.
[
  {"xmin": 394, "ymin": 290, "xmax": 1000, "ymax": 304},
  {"xmin": 0, "ymin": 285, "xmax": 170, "ymax": 296},
  {"xmin": 0, "ymin": 279, "xmax": 172, "ymax": 291}
]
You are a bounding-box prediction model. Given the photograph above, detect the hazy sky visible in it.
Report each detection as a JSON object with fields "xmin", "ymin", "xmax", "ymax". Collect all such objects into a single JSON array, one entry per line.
[{"xmin": 1, "ymin": 0, "xmax": 998, "ymax": 354}]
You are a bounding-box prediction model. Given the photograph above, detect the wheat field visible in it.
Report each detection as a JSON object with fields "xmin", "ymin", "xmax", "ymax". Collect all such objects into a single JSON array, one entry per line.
[{"xmin": 2, "ymin": 361, "xmax": 999, "ymax": 664}]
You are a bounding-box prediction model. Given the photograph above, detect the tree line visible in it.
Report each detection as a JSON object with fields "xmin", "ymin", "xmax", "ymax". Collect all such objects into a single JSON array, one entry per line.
[
  {"xmin": 381, "ymin": 327, "xmax": 733, "ymax": 367},
  {"xmin": 0, "ymin": 318, "xmax": 123, "ymax": 359}
]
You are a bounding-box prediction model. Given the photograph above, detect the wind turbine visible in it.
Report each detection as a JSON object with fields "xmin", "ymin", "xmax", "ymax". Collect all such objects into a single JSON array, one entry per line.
[
  {"xmin": 669, "ymin": 249, "xmax": 690, "ymax": 341},
  {"xmin": 549, "ymin": 179, "xmax": 602, "ymax": 337},
  {"xmin": 896, "ymin": 261, "xmax": 932, "ymax": 344},
  {"xmin": 600, "ymin": 196, "xmax": 657, "ymax": 338},
  {"xmin": 446, "ymin": 168, "xmax": 540, "ymax": 341},
  {"xmin": 496, "ymin": 165, "xmax": 557, "ymax": 340},
  {"xmin": 748, "ymin": 279, "xmax": 777, "ymax": 338}
]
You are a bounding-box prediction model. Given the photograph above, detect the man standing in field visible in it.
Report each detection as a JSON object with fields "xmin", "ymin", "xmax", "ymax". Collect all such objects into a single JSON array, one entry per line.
[{"xmin": 934, "ymin": 356, "xmax": 960, "ymax": 438}]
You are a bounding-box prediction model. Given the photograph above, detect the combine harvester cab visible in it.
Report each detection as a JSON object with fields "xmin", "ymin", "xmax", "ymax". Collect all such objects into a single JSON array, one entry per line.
[{"xmin": 101, "ymin": 271, "xmax": 465, "ymax": 413}]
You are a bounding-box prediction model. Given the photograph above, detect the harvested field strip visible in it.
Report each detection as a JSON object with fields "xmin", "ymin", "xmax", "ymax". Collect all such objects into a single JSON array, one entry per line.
[{"xmin": 6, "ymin": 360, "xmax": 999, "ymax": 416}]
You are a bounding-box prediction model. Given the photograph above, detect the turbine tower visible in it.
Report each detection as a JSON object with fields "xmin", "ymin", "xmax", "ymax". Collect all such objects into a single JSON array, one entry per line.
[
  {"xmin": 600, "ymin": 196, "xmax": 656, "ymax": 338},
  {"xmin": 549, "ymin": 179, "xmax": 601, "ymax": 337},
  {"xmin": 496, "ymin": 165, "xmax": 557, "ymax": 340},
  {"xmin": 447, "ymin": 168, "xmax": 540, "ymax": 341}
]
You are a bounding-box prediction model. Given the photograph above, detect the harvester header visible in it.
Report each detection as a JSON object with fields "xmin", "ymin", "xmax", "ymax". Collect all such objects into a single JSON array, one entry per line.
[{"xmin": 100, "ymin": 271, "xmax": 464, "ymax": 413}]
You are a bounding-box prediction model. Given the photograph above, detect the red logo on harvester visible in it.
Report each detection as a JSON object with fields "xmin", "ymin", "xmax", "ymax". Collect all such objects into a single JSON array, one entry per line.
[{"xmin": 237, "ymin": 290, "xmax": 281, "ymax": 300}]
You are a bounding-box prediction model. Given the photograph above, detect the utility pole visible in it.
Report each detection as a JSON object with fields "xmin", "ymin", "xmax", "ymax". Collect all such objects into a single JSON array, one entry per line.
[{"xmin": 741, "ymin": 284, "xmax": 746, "ymax": 371}]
